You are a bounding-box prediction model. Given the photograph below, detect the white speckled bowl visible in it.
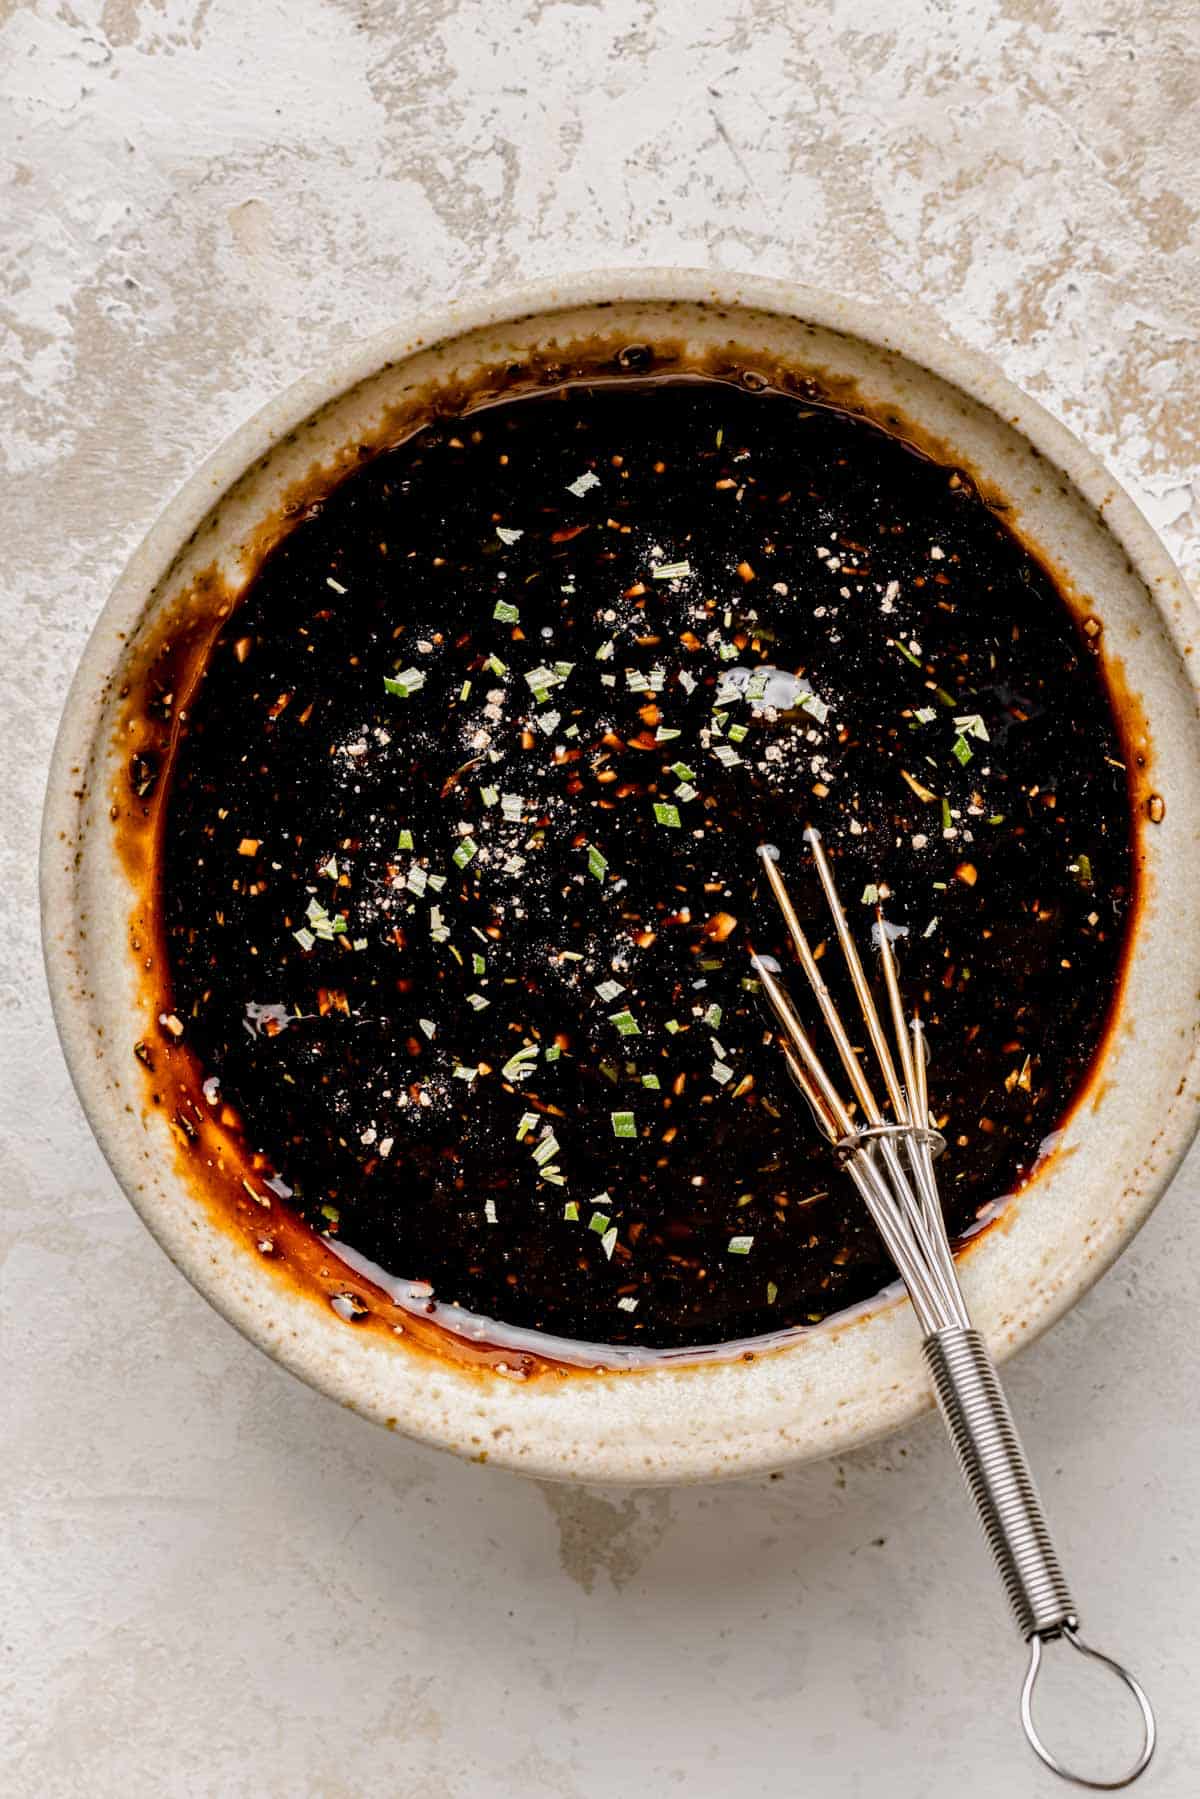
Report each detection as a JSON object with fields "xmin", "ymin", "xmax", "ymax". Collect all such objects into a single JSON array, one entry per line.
[{"xmin": 41, "ymin": 271, "xmax": 1200, "ymax": 1483}]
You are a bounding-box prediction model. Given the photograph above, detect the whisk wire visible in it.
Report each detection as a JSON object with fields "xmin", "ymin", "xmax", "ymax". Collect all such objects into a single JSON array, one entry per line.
[{"xmin": 755, "ymin": 841, "xmax": 965, "ymax": 1333}]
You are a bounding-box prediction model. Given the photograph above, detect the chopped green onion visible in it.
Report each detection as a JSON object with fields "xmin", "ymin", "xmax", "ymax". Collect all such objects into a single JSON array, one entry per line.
[
  {"xmin": 563, "ymin": 1201, "xmax": 580, "ymax": 1222},
  {"xmin": 609, "ymin": 1009, "xmax": 640, "ymax": 1037},
  {"xmin": 453, "ymin": 838, "xmax": 478, "ymax": 868},
  {"xmin": 641, "ymin": 1073, "xmax": 661, "ymax": 1089},
  {"xmin": 496, "ymin": 526, "xmax": 523, "ymax": 545},
  {"xmin": 292, "ymin": 927, "xmax": 315, "ymax": 951},
  {"xmin": 951, "ymin": 734, "xmax": 972, "ymax": 766},
  {"xmin": 587, "ymin": 844, "xmax": 608, "ymax": 881},
  {"xmin": 653, "ymin": 801, "xmax": 681, "ymax": 828},
  {"xmin": 502, "ymin": 1043, "xmax": 540, "ymax": 1081},
  {"xmin": 727, "ymin": 1234, "xmax": 754, "ymax": 1255},
  {"xmin": 397, "ymin": 829, "xmax": 414, "ymax": 850},
  {"xmin": 384, "ymin": 668, "xmax": 426, "ymax": 698},
  {"xmin": 954, "ymin": 712, "xmax": 990, "ymax": 741},
  {"xmin": 493, "ymin": 599, "xmax": 520, "ymax": 624},
  {"xmin": 588, "ymin": 1209, "xmax": 611, "ymax": 1234},
  {"xmin": 652, "ymin": 560, "xmax": 692, "ymax": 580},
  {"xmin": 611, "ymin": 1111, "xmax": 636, "ymax": 1139}
]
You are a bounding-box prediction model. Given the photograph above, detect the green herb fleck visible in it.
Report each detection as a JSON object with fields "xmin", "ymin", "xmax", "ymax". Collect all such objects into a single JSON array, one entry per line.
[{"xmin": 501, "ymin": 1043, "xmax": 540, "ymax": 1082}]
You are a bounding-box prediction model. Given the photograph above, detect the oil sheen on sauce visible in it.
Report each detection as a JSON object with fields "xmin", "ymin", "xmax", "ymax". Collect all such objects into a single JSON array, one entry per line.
[{"xmin": 158, "ymin": 377, "xmax": 1133, "ymax": 1353}]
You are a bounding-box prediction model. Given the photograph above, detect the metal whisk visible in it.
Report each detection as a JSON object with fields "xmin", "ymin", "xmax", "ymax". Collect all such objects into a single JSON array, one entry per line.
[{"xmin": 754, "ymin": 829, "xmax": 1155, "ymax": 1791}]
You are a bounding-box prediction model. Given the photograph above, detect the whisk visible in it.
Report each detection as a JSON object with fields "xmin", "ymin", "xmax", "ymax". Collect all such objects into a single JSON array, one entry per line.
[{"xmin": 754, "ymin": 829, "xmax": 1155, "ymax": 1791}]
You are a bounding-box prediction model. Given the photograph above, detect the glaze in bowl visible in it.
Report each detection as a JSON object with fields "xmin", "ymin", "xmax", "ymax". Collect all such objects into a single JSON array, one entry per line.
[{"xmin": 40, "ymin": 271, "xmax": 1200, "ymax": 1483}]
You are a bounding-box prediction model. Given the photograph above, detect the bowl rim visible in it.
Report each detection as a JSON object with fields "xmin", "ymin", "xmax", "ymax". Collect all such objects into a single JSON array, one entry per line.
[{"xmin": 41, "ymin": 267, "xmax": 1200, "ymax": 1483}]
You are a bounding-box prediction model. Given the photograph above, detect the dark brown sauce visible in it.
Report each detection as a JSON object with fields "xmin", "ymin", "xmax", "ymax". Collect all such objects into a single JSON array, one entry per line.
[{"xmin": 154, "ymin": 376, "xmax": 1133, "ymax": 1353}]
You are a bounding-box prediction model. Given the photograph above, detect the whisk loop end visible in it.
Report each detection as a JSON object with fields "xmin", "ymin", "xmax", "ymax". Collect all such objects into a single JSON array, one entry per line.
[
  {"xmin": 755, "ymin": 832, "xmax": 1155, "ymax": 1789},
  {"xmin": 1022, "ymin": 1628, "xmax": 1156, "ymax": 1791}
]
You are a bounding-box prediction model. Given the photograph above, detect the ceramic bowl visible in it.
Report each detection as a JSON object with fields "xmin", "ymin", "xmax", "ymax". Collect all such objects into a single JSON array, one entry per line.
[{"xmin": 41, "ymin": 271, "xmax": 1200, "ymax": 1483}]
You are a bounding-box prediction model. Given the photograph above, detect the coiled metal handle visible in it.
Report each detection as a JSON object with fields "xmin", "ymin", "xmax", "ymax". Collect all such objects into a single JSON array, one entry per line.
[
  {"xmin": 924, "ymin": 1326, "xmax": 1155, "ymax": 1789},
  {"xmin": 924, "ymin": 1326, "xmax": 1073, "ymax": 1636}
]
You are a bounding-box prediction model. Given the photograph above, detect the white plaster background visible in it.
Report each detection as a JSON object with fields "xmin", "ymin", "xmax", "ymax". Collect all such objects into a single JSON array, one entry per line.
[{"xmin": 3, "ymin": 1, "xmax": 1198, "ymax": 1793}]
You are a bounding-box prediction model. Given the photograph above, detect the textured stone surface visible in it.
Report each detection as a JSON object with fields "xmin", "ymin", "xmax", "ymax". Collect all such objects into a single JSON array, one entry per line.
[{"xmin": 3, "ymin": 2, "xmax": 1198, "ymax": 1794}]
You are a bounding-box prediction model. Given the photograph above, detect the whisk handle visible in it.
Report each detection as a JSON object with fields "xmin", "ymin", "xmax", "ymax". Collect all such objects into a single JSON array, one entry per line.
[
  {"xmin": 923, "ymin": 1325, "xmax": 1073, "ymax": 1638},
  {"xmin": 924, "ymin": 1326, "xmax": 1155, "ymax": 1789}
]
